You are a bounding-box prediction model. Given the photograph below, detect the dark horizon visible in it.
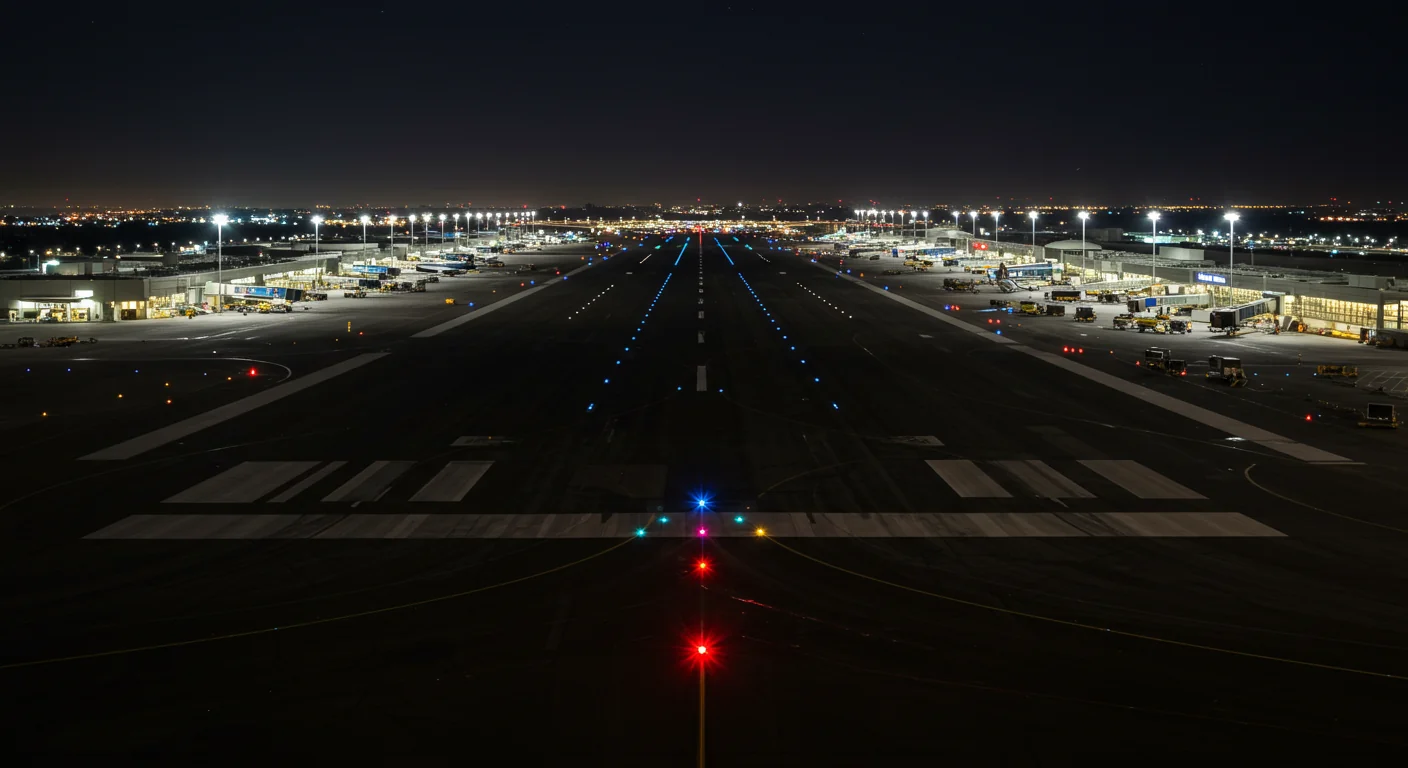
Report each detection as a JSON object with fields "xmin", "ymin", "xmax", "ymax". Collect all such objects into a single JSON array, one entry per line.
[{"xmin": 5, "ymin": 5, "xmax": 1404, "ymax": 208}]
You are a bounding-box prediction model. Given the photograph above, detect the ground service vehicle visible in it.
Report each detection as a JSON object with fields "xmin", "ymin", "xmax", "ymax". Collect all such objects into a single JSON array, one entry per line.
[
  {"xmin": 1050, "ymin": 290, "xmax": 1082, "ymax": 302},
  {"xmin": 1206, "ymin": 356, "xmax": 1248, "ymax": 387},
  {"xmin": 1045, "ymin": 304, "xmax": 1066, "ymax": 317},
  {"xmin": 1019, "ymin": 301, "xmax": 1041, "ymax": 315},
  {"xmin": 1316, "ymin": 364, "xmax": 1359, "ymax": 378},
  {"xmin": 1075, "ymin": 307, "xmax": 1096, "ymax": 323},
  {"xmin": 1136, "ymin": 317, "xmax": 1169, "ymax": 333},
  {"xmin": 1142, "ymin": 347, "xmax": 1172, "ymax": 372},
  {"xmin": 1359, "ymin": 403, "xmax": 1399, "ymax": 429},
  {"xmin": 1113, "ymin": 314, "xmax": 1135, "ymax": 330}
]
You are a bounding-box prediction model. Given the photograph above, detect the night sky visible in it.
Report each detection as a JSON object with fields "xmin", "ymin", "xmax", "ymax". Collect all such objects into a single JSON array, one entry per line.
[{"xmin": 5, "ymin": 4, "xmax": 1403, "ymax": 208}]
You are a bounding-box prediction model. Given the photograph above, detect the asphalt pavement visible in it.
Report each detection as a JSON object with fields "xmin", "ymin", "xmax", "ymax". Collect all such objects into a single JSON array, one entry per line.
[{"xmin": 2, "ymin": 234, "xmax": 1407, "ymax": 760}]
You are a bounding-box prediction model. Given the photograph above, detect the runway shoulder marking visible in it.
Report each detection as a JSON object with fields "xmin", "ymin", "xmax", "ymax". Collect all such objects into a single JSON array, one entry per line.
[
  {"xmin": 807, "ymin": 259, "xmax": 1353, "ymax": 465},
  {"xmin": 81, "ymin": 353, "xmax": 390, "ymax": 461},
  {"xmin": 82, "ymin": 511, "xmax": 1284, "ymax": 540},
  {"xmin": 411, "ymin": 263, "xmax": 590, "ymax": 338}
]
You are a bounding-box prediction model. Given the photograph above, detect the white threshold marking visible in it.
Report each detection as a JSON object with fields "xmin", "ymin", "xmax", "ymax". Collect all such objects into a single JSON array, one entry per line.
[
  {"xmin": 696, "ymin": 365, "xmax": 707, "ymax": 392},
  {"xmin": 81, "ymin": 353, "xmax": 390, "ymax": 461},
  {"xmin": 164, "ymin": 461, "xmax": 318, "ymax": 504},
  {"xmin": 810, "ymin": 260, "xmax": 1353, "ymax": 464},
  {"xmin": 409, "ymin": 460, "xmax": 494, "ymax": 502},
  {"xmin": 412, "ymin": 264, "xmax": 590, "ymax": 338},
  {"xmin": 268, "ymin": 461, "xmax": 347, "ymax": 503},
  {"xmin": 698, "ymin": 310, "xmax": 704, "ymax": 319},
  {"xmin": 926, "ymin": 459, "xmax": 1011, "ymax": 498},
  {"xmin": 698, "ymin": 332, "xmax": 705, "ymax": 344},
  {"xmin": 83, "ymin": 511, "xmax": 1285, "ymax": 540}
]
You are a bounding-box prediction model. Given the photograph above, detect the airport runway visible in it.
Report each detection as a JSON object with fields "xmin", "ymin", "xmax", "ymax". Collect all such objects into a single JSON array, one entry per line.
[{"xmin": 2, "ymin": 234, "xmax": 1407, "ymax": 759}]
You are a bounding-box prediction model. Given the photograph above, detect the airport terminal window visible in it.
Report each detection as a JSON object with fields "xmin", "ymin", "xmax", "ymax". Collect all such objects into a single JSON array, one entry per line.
[{"xmin": 1295, "ymin": 296, "xmax": 1376, "ymax": 328}]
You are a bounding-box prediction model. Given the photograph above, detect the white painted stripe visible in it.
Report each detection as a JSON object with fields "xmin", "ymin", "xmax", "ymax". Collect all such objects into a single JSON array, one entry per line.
[
  {"xmin": 698, "ymin": 332, "xmax": 705, "ymax": 344},
  {"xmin": 321, "ymin": 461, "xmax": 415, "ymax": 502},
  {"xmin": 808, "ymin": 258, "xmax": 1353, "ymax": 464},
  {"xmin": 994, "ymin": 460, "xmax": 1094, "ymax": 499},
  {"xmin": 1078, "ymin": 460, "xmax": 1205, "ymax": 499},
  {"xmin": 1020, "ymin": 349, "xmax": 1355, "ymax": 464},
  {"xmin": 698, "ymin": 310, "xmax": 704, "ymax": 319},
  {"xmin": 411, "ymin": 264, "xmax": 590, "ymax": 338},
  {"xmin": 696, "ymin": 365, "xmax": 707, "ymax": 392},
  {"xmin": 268, "ymin": 461, "xmax": 346, "ymax": 503},
  {"xmin": 322, "ymin": 461, "xmax": 389, "ymax": 502},
  {"xmin": 81, "ymin": 511, "xmax": 1284, "ymax": 539},
  {"xmin": 81, "ymin": 353, "xmax": 390, "ymax": 461},
  {"xmin": 409, "ymin": 460, "xmax": 494, "ymax": 502},
  {"xmin": 164, "ymin": 461, "xmax": 318, "ymax": 504},
  {"xmin": 926, "ymin": 460, "xmax": 1011, "ymax": 498}
]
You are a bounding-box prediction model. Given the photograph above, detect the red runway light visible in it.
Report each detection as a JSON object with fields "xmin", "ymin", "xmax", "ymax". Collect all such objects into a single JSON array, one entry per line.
[
  {"xmin": 697, "ymin": 527, "xmax": 707, "ymax": 537},
  {"xmin": 696, "ymin": 559, "xmax": 710, "ymax": 572},
  {"xmin": 697, "ymin": 645, "xmax": 709, "ymax": 655},
  {"xmin": 248, "ymin": 368, "xmax": 257, "ymax": 376},
  {"xmin": 1305, "ymin": 414, "xmax": 1313, "ymax": 421}
]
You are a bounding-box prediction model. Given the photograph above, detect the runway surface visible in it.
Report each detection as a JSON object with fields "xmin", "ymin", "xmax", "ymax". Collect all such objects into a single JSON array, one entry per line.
[{"xmin": 3, "ymin": 235, "xmax": 1407, "ymax": 760}]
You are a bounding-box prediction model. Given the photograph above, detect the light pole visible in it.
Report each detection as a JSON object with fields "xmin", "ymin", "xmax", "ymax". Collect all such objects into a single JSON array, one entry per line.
[
  {"xmin": 453, "ymin": 212, "xmax": 460, "ymax": 246},
  {"xmin": 951, "ymin": 210, "xmax": 960, "ymax": 233},
  {"xmin": 1224, "ymin": 212, "xmax": 1239, "ymax": 272},
  {"xmin": 388, "ymin": 214, "xmax": 396, "ymax": 266},
  {"xmin": 212, "ymin": 214, "xmax": 228, "ymax": 313},
  {"xmin": 1028, "ymin": 210, "xmax": 1038, "ymax": 258},
  {"xmin": 991, "ymin": 211, "xmax": 1001, "ymax": 255},
  {"xmin": 1148, "ymin": 211, "xmax": 1161, "ymax": 282},
  {"xmin": 1077, "ymin": 211, "xmax": 1090, "ymax": 281},
  {"xmin": 922, "ymin": 210, "xmax": 929, "ymax": 239},
  {"xmin": 968, "ymin": 210, "xmax": 978, "ymax": 236},
  {"xmin": 438, "ymin": 213, "xmax": 446, "ymax": 249},
  {"xmin": 408, "ymin": 214, "xmax": 417, "ymax": 256},
  {"xmin": 360, "ymin": 215, "xmax": 370, "ymax": 247},
  {"xmin": 311, "ymin": 215, "xmax": 324, "ymax": 288}
]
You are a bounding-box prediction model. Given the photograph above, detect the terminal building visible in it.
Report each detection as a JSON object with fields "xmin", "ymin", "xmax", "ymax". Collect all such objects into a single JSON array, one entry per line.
[
  {"xmin": 1, "ymin": 246, "xmax": 348, "ymax": 322},
  {"xmin": 859, "ymin": 227, "xmax": 1408, "ymax": 343}
]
